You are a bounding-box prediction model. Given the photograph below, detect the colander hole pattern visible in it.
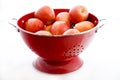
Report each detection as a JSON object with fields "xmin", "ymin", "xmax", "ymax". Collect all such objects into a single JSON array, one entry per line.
[{"xmin": 63, "ymin": 44, "xmax": 84, "ymax": 58}]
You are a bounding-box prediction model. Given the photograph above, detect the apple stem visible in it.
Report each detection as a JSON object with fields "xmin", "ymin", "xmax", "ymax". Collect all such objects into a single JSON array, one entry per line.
[{"xmin": 81, "ymin": 9, "xmax": 85, "ymax": 13}]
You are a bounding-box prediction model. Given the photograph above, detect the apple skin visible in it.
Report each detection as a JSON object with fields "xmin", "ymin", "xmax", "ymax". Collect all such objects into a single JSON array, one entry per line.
[
  {"xmin": 35, "ymin": 30, "xmax": 52, "ymax": 36},
  {"xmin": 63, "ymin": 29, "xmax": 80, "ymax": 35},
  {"xmin": 34, "ymin": 5, "xmax": 55, "ymax": 25},
  {"xmin": 69, "ymin": 5, "xmax": 89, "ymax": 24},
  {"xmin": 25, "ymin": 18, "xmax": 44, "ymax": 32},
  {"xmin": 55, "ymin": 12, "xmax": 71, "ymax": 28},
  {"xmin": 50, "ymin": 21, "xmax": 69, "ymax": 35},
  {"xmin": 74, "ymin": 21, "xmax": 94, "ymax": 32}
]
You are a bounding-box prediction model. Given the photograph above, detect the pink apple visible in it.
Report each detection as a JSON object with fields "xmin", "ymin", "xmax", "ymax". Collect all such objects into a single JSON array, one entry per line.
[
  {"xmin": 35, "ymin": 30, "xmax": 52, "ymax": 36},
  {"xmin": 63, "ymin": 29, "xmax": 80, "ymax": 35},
  {"xmin": 50, "ymin": 21, "xmax": 69, "ymax": 35},
  {"xmin": 55, "ymin": 12, "xmax": 71, "ymax": 28},
  {"xmin": 74, "ymin": 21, "xmax": 94, "ymax": 32},
  {"xmin": 34, "ymin": 5, "xmax": 55, "ymax": 25},
  {"xmin": 69, "ymin": 5, "xmax": 89, "ymax": 24},
  {"xmin": 25, "ymin": 18, "xmax": 44, "ymax": 32}
]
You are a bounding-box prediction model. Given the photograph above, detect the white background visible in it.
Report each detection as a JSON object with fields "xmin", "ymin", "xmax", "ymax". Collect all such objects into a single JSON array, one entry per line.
[{"xmin": 0, "ymin": 0, "xmax": 120, "ymax": 80}]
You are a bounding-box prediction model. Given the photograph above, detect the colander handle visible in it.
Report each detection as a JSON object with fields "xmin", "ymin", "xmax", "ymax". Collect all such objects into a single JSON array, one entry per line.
[
  {"xmin": 8, "ymin": 18, "xmax": 19, "ymax": 32},
  {"xmin": 96, "ymin": 19, "xmax": 106, "ymax": 33},
  {"xmin": 99, "ymin": 19, "xmax": 106, "ymax": 28}
]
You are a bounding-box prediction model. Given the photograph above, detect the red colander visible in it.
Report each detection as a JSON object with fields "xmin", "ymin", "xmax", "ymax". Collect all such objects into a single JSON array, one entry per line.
[{"xmin": 16, "ymin": 9, "xmax": 99, "ymax": 74}]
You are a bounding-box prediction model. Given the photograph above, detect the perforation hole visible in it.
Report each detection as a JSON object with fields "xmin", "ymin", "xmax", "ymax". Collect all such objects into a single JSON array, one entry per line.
[{"xmin": 63, "ymin": 44, "xmax": 85, "ymax": 58}]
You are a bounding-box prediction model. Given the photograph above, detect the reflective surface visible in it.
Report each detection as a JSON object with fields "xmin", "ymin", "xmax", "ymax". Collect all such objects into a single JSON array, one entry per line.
[{"xmin": 0, "ymin": 0, "xmax": 120, "ymax": 80}]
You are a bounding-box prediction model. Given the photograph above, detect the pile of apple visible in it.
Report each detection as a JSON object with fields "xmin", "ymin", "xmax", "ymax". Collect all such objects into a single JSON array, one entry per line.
[{"xmin": 25, "ymin": 5, "xmax": 94, "ymax": 36}]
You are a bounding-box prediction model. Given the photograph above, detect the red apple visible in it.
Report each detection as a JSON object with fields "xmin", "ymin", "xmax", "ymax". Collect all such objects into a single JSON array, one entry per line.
[
  {"xmin": 35, "ymin": 30, "xmax": 52, "ymax": 36},
  {"xmin": 50, "ymin": 21, "xmax": 69, "ymax": 35},
  {"xmin": 63, "ymin": 29, "xmax": 80, "ymax": 35},
  {"xmin": 25, "ymin": 18, "xmax": 44, "ymax": 32},
  {"xmin": 74, "ymin": 21, "xmax": 94, "ymax": 32},
  {"xmin": 55, "ymin": 12, "xmax": 71, "ymax": 28},
  {"xmin": 69, "ymin": 5, "xmax": 89, "ymax": 24},
  {"xmin": 34, "ymin": 5, "xmax": 55, "ymax": 25}
]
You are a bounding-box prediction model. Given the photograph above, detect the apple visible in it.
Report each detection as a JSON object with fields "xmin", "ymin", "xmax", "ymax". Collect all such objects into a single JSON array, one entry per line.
[
  {"xmin": 44, "ymin": 25, "xmax": 52, "ymax": 31},
  {"xmin": 34, "ymin": 5, "xmax": 55, "ymax": 25},
  {"xmin": 35, "ymin": 30, "xmax": 52, "ymax": 36},
  {"xmin": 74, "ymin": 21, "xmax": 94, "ymax": 32},
  {"xmin": 63, "ymin": 28, "xmax": 80, "ymax": 35},
  {"xmin": 25, "ymin": 18, "xmax": 44, "ymax": 32},
  {"xmin": 50, "ymin": 21, "xmax": 69, "ymax": 35},
  {"xmin": 55, "ymin": 12, "xmax": 71, "ymax": 28},
  {"xmin": 69, "ymin": 5, "xmax": 89, "ymax": 24}
]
